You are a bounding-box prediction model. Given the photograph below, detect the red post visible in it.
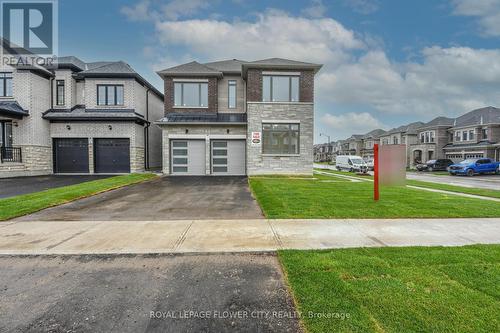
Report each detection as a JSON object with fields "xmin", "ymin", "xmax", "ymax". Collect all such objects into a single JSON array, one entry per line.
[{"xmin": 374, "ymin": 143, "xmax": 379, "ymax": 201}]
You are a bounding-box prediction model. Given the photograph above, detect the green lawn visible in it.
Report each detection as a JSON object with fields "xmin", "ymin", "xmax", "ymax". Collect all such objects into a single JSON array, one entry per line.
[
  {"xmin": 0, "ymin": 173, "xmax": 157, "ymax": 221},
  {"xmin": 279, "ymin": 245, "xmax": 500, "ymax": 333},
  {"xmin": 249, "ymin": 174, "xmax": 500, "ymax": 218},
  {"xmin": 317, "ymin": 168, "xmax": 500, "ymax": 199}
]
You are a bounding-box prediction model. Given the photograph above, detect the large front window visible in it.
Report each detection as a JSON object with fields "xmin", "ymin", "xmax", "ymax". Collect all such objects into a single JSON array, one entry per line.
[
  {"xmin": 262, "ymin": 123, "xmax": 300, "ymax": 154},
  {"xmin": 262, "ymin": 75, "xmax": 299, "ymax": 102},
  {"xmin": 174, "ymin": 82, "xmax": 208, "ymax": 107},
  {"xmin": 0, "ymin": 73, "xmax": 13, "ymax": 97},
  {"xmin": 97, "ymin": 85, "xmax": 124, "ymax": 106}
]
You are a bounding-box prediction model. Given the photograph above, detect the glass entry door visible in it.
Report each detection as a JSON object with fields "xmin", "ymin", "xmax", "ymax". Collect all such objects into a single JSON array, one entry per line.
[{"xmin": 0, "ymin": 121, "xmax": 12, "ymax": 147}]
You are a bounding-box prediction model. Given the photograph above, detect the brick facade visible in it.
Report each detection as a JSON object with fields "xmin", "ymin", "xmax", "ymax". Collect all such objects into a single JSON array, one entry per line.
[
  {"xmin": 163, "ymin": 77, "xmax": 218, "ymax": 115},
  {"xmin": 246, "ymin": 69, "xmax": 314, "ymax": 103}
]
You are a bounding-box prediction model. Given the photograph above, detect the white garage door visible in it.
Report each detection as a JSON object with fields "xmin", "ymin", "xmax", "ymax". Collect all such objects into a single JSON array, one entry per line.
[
  {"xmin": 171, "ymin": 140, "xmax": 206, "ymax": 175},
  {"xmin": 211, "ymin": 140, "xmax": 246, "ymax": 176}
]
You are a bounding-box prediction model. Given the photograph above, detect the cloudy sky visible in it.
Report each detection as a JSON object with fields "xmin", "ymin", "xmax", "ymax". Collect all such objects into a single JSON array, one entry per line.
[{"xmin": 58, "ymin": 0, "xmax": 500, "ymax": 143}]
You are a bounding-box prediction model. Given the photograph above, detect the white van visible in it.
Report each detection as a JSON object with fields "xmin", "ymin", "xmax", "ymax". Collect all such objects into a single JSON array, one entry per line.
[{"xmin": 336, "ymin": 155, "xmax": 368, "ymax": 173}]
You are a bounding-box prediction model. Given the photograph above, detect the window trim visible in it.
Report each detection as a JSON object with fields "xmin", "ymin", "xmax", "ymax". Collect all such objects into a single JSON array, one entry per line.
[
  {"xmin": 262, "ymin": 75, "xmax": 300, "ymax": 103},
  {"xmin": 174, "ymin": 82, "xmax": 209, "ymax": 108},
  {"xmin": 56, "ymin": 80, "xmax": 65, "ymax": 106},
  {"xmin": 0, "ymin": 72, "xmax": 13, "ymax": 97},
  {"xmin": 97, "ymin": 84, "xmax": 124, "ymax": 106},
  {"xmin": 228, "ymin": 80, "xmax": 236, "ymax": 109},
  {"xmin": 262, "ymin": 123, "xmax": 300, "ymax": 156}
]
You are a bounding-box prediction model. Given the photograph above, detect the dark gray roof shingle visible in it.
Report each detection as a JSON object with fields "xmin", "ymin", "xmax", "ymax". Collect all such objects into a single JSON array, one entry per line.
[
  {"xmin": 0, "ymin": 101, "xmax": 28, "ymax": 118},
  {"xmin": 362, "ymin": 129, "xmax": 386, "ymax": 139},
  {"xmin": 420, "ymin": 116, "xmax": 455, "ymax": 129},
  {"xmin": 203, "ymin": 59, "xmax": 248, "ymax": 74},
  {"xmin": 43, "ymin": 106, "xmax": 147, "ymax": 124},
  {"xmin": 157, "ymin": 113, "xmax": 247, "ymax": 124},
  {"xmin": 453, "ymin": 106, "xmax": 500, "ymax": 127},
  {"xmin": 157, "ymin": 61, "xmax": 223, "ymax": 77}
]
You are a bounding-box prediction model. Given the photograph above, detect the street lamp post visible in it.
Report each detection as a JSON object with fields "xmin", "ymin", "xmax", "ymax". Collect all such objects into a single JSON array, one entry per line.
[{"xmin": 320, "ymin": 133, "xmax": 331, "ymax": 162}]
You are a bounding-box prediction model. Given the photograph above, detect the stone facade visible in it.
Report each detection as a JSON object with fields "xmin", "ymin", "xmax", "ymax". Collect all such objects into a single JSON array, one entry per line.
[{"xmin": 246, "ymin": 102, "xmax": 314, "ymax": 175}]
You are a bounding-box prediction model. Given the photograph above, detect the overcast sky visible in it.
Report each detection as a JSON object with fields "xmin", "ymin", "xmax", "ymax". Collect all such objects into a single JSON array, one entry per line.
[{"xmin": 58, "ymin": 0, "xmax": 500, "ymax": 143}]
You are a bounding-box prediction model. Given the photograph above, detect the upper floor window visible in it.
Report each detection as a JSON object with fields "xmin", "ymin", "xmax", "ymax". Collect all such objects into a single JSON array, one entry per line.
[
  {"xmin": 392, "ymin": 136, "xmax": 399, "ymax": 144},
  {"xmin": 174, "ymin": 82, "xmax": 208, "ymax": 107},
  {"xmin": 97, "ymin": 85, "xmax": 124, "ymax": 106},
  {"xmin": 482, "ymin": 128, "xmax": 488, "ymax": 140},
  {"xmin": 0, "ymin": 73, "xmax": 13, "ymax": 97},
  {"xmin": 420, "ymin": 131, "xmax": 435, "ymax": 143},
  {"xmin": 468, "ymin": 130, "xmax": 474, "ymax": 141},
  {"xmin": 262, "ymin": 75, "xmax": 299, "ymax": 102},
  {"xmin": 462, "ymin": 131, "xmax": 467, "ymax": 141},
  {"xmin": 228, "ymin": 80, "xmax": 236, "ymax": 108},
  {"xmin": 56, "ymin": 80, "xmax": 65, "ymax": 106},
  {"xmin": 455, "ymin": 131, "xmax": 461, "ymax": 142}
]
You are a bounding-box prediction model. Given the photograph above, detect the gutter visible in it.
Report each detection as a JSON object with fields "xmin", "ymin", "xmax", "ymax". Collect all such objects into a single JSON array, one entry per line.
[{"xmin": 144, "ymin": 88, "xmax": 151, "ymax": 170}]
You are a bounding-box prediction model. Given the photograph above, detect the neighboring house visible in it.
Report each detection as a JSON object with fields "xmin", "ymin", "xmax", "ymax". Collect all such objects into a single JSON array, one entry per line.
[
  {"xmin": 156, "ymin": 58, "xmax": 322, "ymax": 176},
  {"xmin": 338, "ymin": 134, "xmax": 363, "ymax": 156},
  {"xmin": 314, "ymin": 141, "xmax": 337, "ymax": 162},
  {"xmin": 360, "ymin": 129, "xmax": 386, "ymax": 159},
  {"xmin": 442, "ymin": 107, "xmax": 500, "ymax": 162},
  {"xmin": 0, "ymin": 48, "xmax": 163, "ymax": 177},
  {"xmin": 378, "ymin": 122, "xmax": 423, "ymax": 167},
  {"xmin": 410, "ymin": 117, "xmax": 454, "ymax": 165}
]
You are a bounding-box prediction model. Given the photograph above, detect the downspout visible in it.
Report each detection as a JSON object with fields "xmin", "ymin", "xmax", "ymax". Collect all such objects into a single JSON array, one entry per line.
[
  {"xmin": 50, "ymin": 77, "xmax": 54, "ymax": 109},
  {"xmin": 144, "ymin": 88, "xmax": 151, "ymax": 170}
]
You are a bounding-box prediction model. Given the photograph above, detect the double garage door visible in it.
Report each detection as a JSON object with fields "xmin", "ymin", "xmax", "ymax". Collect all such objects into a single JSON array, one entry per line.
[
  {"xmin": 171, "ymin": 139, "xmax": 245, "ymax": 176},
  {"xmin": 53, "ymin": 138, "xmax": 130, "ymax": 174}
]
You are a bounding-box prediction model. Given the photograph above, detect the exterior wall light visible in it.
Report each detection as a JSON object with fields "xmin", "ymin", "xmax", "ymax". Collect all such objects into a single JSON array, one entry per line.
[
  {"xmin": 185, "ymin": 129, "xmax": 189, "ymax": 134},
  {"xmin": 66, "ymin": 125, "xmax": 71, "ymax": 130},
  {"xmin": 108, "ymin": 125, "xmax": 113, "ymax": 130}
]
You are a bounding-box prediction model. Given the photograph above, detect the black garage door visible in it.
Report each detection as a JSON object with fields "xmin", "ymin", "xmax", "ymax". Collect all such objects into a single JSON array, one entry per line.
[
  {"xmin": 53, "ymin": 138, "xmax": 89, "ymax": 173},
  {"xmin": 94, "ymin": 138, "xmax": 130, "ymax": 173}
]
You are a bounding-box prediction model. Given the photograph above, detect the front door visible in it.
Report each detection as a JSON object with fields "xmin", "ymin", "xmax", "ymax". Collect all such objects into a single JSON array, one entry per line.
[{"xmin": 0, "ymin": 121, "xmax": 12, "ymax": 147}]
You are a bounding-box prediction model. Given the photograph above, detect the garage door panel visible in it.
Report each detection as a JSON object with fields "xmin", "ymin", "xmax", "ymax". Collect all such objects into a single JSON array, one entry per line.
[
  {"xmin": 171, "ymin": 140, "xmax": 205, "ymax": 175},
  {"xmin": 54, "ymin": 138, "xmax": 89, "ymax": 173},
  {"xmin": 94, "ymin": 138, "xmax": 130, "ymax": 173},
  {"xmin": 211, "ymin": 140, "xmax": 246, "ymax": 176}
]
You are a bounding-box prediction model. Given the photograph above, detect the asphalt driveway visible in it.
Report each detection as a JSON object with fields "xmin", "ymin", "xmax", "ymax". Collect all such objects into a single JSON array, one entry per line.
[
  {"xmin": 0, "ymin": 253, "xmax": 301, "ymax": 333},
  {"xmin": 0, "ymin": 175, "xmax": 112, "ymax": 199},
  {"xmin": 16, "ymin": 176, "xmax": 264, "ymax": 221}
]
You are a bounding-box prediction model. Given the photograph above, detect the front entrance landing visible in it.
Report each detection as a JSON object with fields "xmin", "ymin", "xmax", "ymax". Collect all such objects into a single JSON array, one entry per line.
[{"xmin": 14, "ymin": 176, "xmax": 264, "ymax": 221}]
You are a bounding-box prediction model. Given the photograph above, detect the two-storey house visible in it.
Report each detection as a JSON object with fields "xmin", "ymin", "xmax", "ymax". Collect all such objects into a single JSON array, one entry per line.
[
  {"xmin": 156, "ymin": 58, "xmax": 322, "ymax": 176},
  {"xmin": 410, "ymin": 117, "xmax": 454, "ymax": 165},
  {"xmin": 360, "ymin": 129, "xmax": 386, "ymax": 159},
  {"xmin": 0, "ymin": 48, "xmax": 163, "ymax": 177},
  {"xmin": 443, "ymin": 107, "xmax": 500, "ymax": 162}
]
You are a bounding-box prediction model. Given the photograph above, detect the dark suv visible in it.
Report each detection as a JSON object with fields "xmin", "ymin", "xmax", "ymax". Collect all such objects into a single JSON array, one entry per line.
[{"xmin": 416, "ymin": 159, "xmax": 454, "ymax": 172}]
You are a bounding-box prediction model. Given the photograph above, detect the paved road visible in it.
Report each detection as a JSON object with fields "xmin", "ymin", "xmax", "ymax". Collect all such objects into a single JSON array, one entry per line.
[
  {"xmin": 1, "ymin": 218, "xmax": 499, "ymax": 255},
  {"xmin": 15, "ymin": 176, "xmax": 264, "ymax": 221},
  {"xmin": 406, "ymin": 172, "xmax": 500, "ymax": 190},
  {"xmin": 0, "ymin": 254, "xmax": 301, "ymax": 333},
  {"xmin": 315, "ymin": 164, "xmax": 500, "ymax": 190},
  {"xmin": 0, "ymin": 175, "xmax": 112, "ymax": 199}
]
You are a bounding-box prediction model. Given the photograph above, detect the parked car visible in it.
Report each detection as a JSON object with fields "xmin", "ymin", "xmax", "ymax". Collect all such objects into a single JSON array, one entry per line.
[
  {"xmin": 448, "ymin": 158, "xmax": 500, "ymax": 176},
  {"xmin": 336, "ymin": 155, "xmax": 368, "ymax": 173},
  {"xmin": 364, "ymin": 158, "xmax": 374, "ymax": 171},
  {"xmin": 416, "ymin": 159, "xmax": 454, "ymax": 172}
]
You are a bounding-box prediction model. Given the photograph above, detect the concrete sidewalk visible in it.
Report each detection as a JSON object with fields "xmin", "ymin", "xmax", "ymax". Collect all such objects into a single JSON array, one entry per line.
[{"xmin": 0, "ymin": 218, "xmax": 499, "ymax": 255}]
